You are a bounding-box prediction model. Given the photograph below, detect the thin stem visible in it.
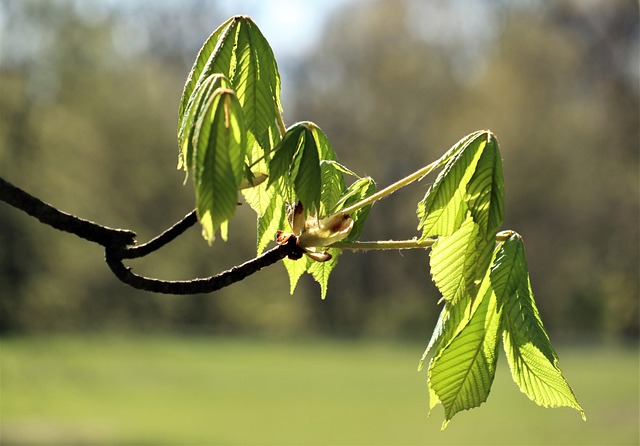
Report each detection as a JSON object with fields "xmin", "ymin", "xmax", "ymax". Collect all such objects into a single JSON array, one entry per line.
[
  {"xmin": 332, "ymin": 239, "xmax": 436, "ymax": 251},
  {"xmin": 332, "ymin": 231, "xmax": 514, "ymax": 251},
  {"xmin": 340, "ymin": 158, "xmax": 442, "ymax": 215},
  {"xmin": 121, "ymin": 210, "xmax": 197, "ymax": 259}
]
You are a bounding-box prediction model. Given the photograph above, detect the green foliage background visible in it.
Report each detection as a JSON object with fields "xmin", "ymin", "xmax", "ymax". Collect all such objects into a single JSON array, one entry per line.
[{"xmin": 1, "ymin": 0, "xmax": 638, "ymax": 340}]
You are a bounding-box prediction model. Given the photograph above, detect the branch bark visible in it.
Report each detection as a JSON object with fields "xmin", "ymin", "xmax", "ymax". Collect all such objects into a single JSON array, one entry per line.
[
  {"xmin": 0, "ymin": 177, "xmax": 301, "ymax": 295},
  {"xmin": 0, "ymin": 177, "xmax": 136, "ymax": 247}
]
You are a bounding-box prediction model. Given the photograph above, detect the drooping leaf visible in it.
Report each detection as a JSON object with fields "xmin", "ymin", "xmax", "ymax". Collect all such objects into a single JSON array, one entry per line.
[
  {"xmin": 307, "ymin": 122, "xmax": 338, "ymax": 161},
  {"xmin": 178, "ymin": 16, "xmax": 236, "ymax": 120},
  {"xmin": 428, "ymin": 273, "xmax": 502, "ymax": 429},
  {"xmin": 417, "ymin": 131, "xmax": 488, "ymax": 240},
  {"xmin": 178, "ymin": 74, "xmax": 231, "ymax": 173},
  {"xmin": 283, "ymin": 255, "xmax": 311, "ymax": 295},
  {"xmin": 430, "ymin": 216, "xmax": 479, "ymax": 304},
  {"xmin": 255, "ymin": 185, "xmax": 287, "ymax": 254},
  {"xmin": 193, "ymin": 88, "xmax": 246, "ymax": 244},
  {"xmin": 308, "ymin": 248, "xmax": 340, "ymax": 299},
  {"xmin": 318, "ymin": 161, "xmax": 347, "ymax": 217},
  {"xmin": 465, "ymin": 133, "xmax": 504, "ymax": 237},
  {"xmin": 429, "ymin": 216, "xmax": 495, "ymax": 305},
  {"xmin": 179, "ymin": 16, "xmax": 282, "ymax": 158},
  {"xmin": 231, "ymin": 18, "xmax": 283, "ymax": 155},
  {"xmin": 293, "ymin": 129, "xmax": 322, "ymax": 215},
  {"xmin": 269, "ymin": 123, "xmax": 322, "ymax": 215},
  {"xmin": 491, "ymin": 234, "xmax": 585, "ymax": 419}
]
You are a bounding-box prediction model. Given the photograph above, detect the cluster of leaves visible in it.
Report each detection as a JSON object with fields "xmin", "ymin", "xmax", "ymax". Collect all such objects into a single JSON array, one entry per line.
[
  {"xmin": 415, "ymin": 132, "xmax": 585, "ymax": 427},
  {"xmin": 176, "ymin": 16, "xmax": 376, "ymax": 297},
  {"xmin": 176, "ymin": 15, "xmax": 584, "ymax": 427}
]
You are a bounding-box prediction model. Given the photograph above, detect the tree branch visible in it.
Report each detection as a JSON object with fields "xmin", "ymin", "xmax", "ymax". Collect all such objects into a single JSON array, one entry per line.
[
  {"xmin": 105, "ymin": 237, "xmax": 301, "ymax": 295},
  {"xmin": 1, "ymin": 177, "xmax": 303, "ymax": 295},
  {"xmin": 120, "ymin": 210, "xmax": 198, "ymax": 259},
  {"xmin": 0, "ymin": 177, "xmax": 136, "ymax": 247}
]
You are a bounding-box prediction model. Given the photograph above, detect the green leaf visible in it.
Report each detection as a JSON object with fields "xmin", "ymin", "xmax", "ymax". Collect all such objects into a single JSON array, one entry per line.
[
  {"xmin": 255, "ymin": 186, "xmax": 287, "ymax": 254},
  {"xmin": 333, "ymin": 177, "xmax": 376, "ymax": 243},
  {"xmin": 178, "ymin": 74, "xmax": 231, "ymax": 173},
  {"xmin": 430, "ymin": 216, "xmax": 479, "ymax": 304},
  {"xmin": 231, "ymin": 18, "xmax": 283, "ymax": 155},
  {"xmin": 178, "ymin": 16, "xmax": 235, "ymax": 120},
  {"xmin": 269, "ymin": 125, "xmax": 304, "ymax": 186},
  {"xmin": 269, "ymin": 123, "xmax": 322, "ymax": 215},
  {"xmin": 193, "ymin": 88, "xmax": 246, "ymax": 244},
  {"xmin": 318, "ymin": 161, "xmax": 346, "ymax": 219},
  {"xmin": 465, "ymin": 133, "xmax": 504, "ymax": 237},
  {"xmin": 418, "ymin": 298, "xmax": 473, "ymax": 375},
  {"xmin": 428, "ymin": 273, "xmax": 502, "ymax": 429},
  {"xmin": 307, "ymin": 122, "xmax": 338, "ymax": 161},
  {"xmin": 491, "ymin": 234, "xmax": 585, "ymax": 419},
  {"xmin": 283, "ymin": 255, "xmax": 311, "ymax": 295},
  {"xmin": 179, "ymin": 16, "xmax": 282, "ymax": 161},
  {"xmin": 308, "ymin": 248, "xmax": 340, "ymax": 299},
  {"xmin": 430, "ymin": 216, "xmax": 495, "ymax": 305},
  {"xmin": 274, "ymin": 123, "xmax": 369, "ymax": 297},
  {"xmin": 417, "ymin": 131, "xmax": 489, "ymax": 240},
  {"xmin": 293, "ymin": 128, "xmax": 322, "ymax": 215}
]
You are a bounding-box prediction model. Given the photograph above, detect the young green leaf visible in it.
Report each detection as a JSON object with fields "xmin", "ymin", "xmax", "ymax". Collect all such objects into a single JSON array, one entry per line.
[
  {"xmin": 178, "ymin": 16, "xmax": 236, "ymax": 120},
  {"xmin": 318, "ymin": 160, "xmax": 347, "ymax": 216},
  {"xmin": 269, "ymin": 123, "xmax": 322, "ymax": 215},
  {"xmin": 491, "ymin": 234, "xmax": 585, "ymax": 419},
  {"xmin": 307, "ymin": 248, "xmax": 340, "ymax": 299},
  {"xmin": 193, "ymin": 88, "xmax": 246, "ymax": 244},
  {"xmin": 333, "ymin": 177, "xmax": 376, "ymax": 243},
  {"xmin": 430, "ymin": 216, "xmax": 480, "ymax": 305},
  {"xmin": 307, "ymin": 121, "xmax": 338, "ymax": 161},
  {"xmin": 179, "ymin": 15, "xmax": 282, "ymax": 162},
  {"xmin": 428, "ymin": 276, "xmax": 502, "ymax": 429},
  {"xmin": 417, "ymin": 131, "xmax": 489, "ymax": 240},
  {"xmin": 178, "ymin": 74, "xmax": 231, "ymax": 173},
  {"xmin": 231, "ymin": 18, "xmax": 283, "ymax": 154},
  {"xmin": 255, "ymin": 185, "xmax": 287, "ymax": 254},
  {"xmin": 465, "ymin": 133, "xmax": 504, "ymax": 237},
  {"xmin": 283, "ymin": 255, "xmax": 311, "ymax": 295}
]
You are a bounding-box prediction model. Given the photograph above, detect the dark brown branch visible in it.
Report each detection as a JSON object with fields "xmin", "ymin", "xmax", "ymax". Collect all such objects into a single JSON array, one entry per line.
[
  {"xmin": 0, "ymin": 177, "xmax": 136, "ymax": 247},
  {"xmin": 105, "ymin": 236, "xmax": 302, "ymax": 295},
  {"xmin": 120, "ymin": 210, "xmax": 198, "ymax": 259},
  {"xmin": 1, "ymin": 176, "xmax": 301, "ymax": 295}
]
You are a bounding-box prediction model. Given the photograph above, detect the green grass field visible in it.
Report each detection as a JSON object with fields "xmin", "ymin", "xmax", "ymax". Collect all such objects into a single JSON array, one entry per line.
[{"xmin": 1, "ymin": 335, "xmax": 638, "ymax": 445}]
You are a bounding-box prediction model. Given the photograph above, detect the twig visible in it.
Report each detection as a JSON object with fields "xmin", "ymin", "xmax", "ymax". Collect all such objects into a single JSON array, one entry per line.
[
  {"xmin": 105, "ymin": 236, "xmax": 302, "ymax": 295},
  {"xmin": 1, "ymin": 176, "xmax": 304, "ymax": 295},
  {"xmin": 0, "ymin": 177, "xmax": 136, "ymax": 246},
  {"xmin": 120, "ymin": 210, "xmax": 198, "ymax": 259}
]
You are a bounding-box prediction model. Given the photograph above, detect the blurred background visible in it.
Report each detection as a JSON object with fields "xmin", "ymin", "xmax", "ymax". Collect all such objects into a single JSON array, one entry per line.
[{"xmin": 1, "ymin": 0, "xmax": 638, "ymax": 444}]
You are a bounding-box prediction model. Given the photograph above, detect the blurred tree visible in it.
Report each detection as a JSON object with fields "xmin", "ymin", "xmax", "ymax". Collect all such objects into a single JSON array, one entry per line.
[{"xmin": 290, "ymin": 0, "xmax": 639, "ymax": 339}]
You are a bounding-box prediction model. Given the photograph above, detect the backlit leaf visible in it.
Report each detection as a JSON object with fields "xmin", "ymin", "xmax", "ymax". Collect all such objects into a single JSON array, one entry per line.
[
  {"xmin": 178, "ymin": 74, "xmax": 231, "ymax": 173},
  {"xmin": 178, "ymin": 16, "xmax": 235, "ymax": 120},
  {"xmin": 417, "ymin": 131, "xmax": 489, "ymax": 240},
  {"xmin": 465, "ymin": 133, "xmax": 504, "ymax": 237},
  {"xmin": 332, "ymin": 177, "xmax": 376, "ymax": 243},
  {"xmin": 179, "ymin": 16, "xmax": 282, "ymax": 158},
  {"xmin": 283, "ymin": 255, "xmax": 310, "ymax": 295},
  {"xmin": 308, "ymin": 248, "xmax": 340, "ymax": 299},
  {"xmin": 193, "ymin": 88, "xmax": 246, "ymax": 244},
  {"xmin": 269, "ymin": 123, "xmax": 322, "ymax": 215},
  {"xmin": 491, "ymin": 234, "xmax": 585, "ymax": 419},
  {"xmin": 428, "ymin": 274, "xmax": 502, "ymax": 429}
]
